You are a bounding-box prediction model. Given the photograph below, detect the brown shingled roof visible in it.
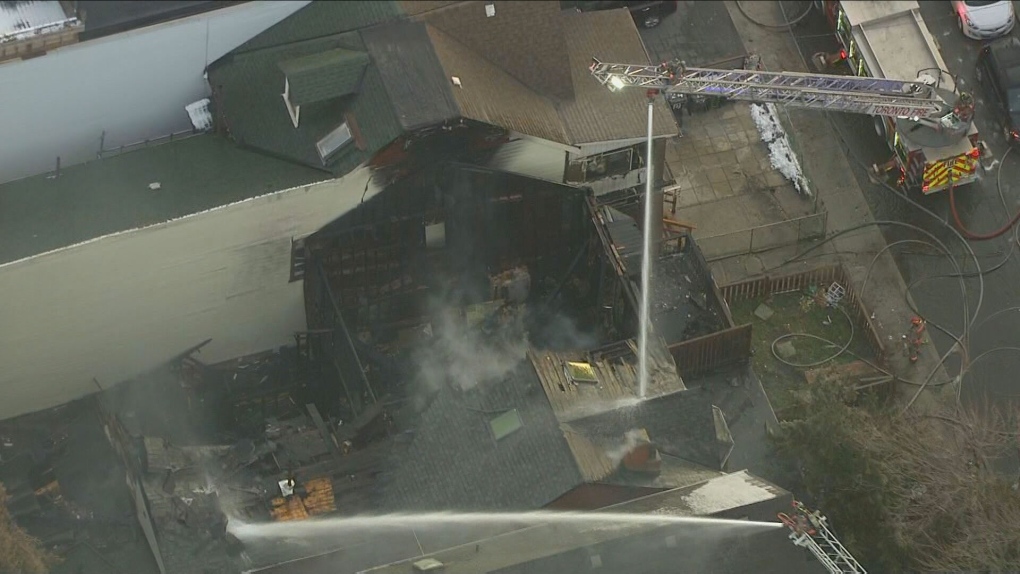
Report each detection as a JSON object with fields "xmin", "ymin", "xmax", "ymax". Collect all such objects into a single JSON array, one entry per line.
[
  {"xmin": 418, "ymin": 1, "xmax": 574, "ymax": 101},
  {"xmin": 414, "ymin": 1, "xmax": 675, "ymax": 146},
  {"xmin": 425, "ymin": 24, "xmax": 568, "ymax": 144},
  {"xmin": 560, "ymin": 7, "xmax": 676, "ymax": 144}
]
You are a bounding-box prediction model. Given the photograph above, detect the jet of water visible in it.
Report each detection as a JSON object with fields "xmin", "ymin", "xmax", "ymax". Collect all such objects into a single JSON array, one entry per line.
[
  {"xmin": 638, "ymin": 97, "xmax": 655, "ymax": 399},
  {"xmin": 228, "ymin": 511, "xmax": 781, "ymax": 539}
]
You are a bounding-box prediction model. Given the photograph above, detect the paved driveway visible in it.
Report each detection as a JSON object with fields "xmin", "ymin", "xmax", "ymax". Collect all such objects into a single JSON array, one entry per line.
[{"xmin": 640, "ymin": 1, "xmax": 746, "ymax": 65}]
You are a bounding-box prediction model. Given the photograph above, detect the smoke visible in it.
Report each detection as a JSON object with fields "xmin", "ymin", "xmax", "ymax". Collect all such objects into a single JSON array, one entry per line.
[
  {"xmin": 603, "ymin": 428, "xmax": 647, "ymax": 467},
  {"xmin": 412, "ymin": 303, "xmax": 530, "ymax": 393},
  {"xmin": 530, "ymin": 312, "xmax": 598, "ymax": 351}
]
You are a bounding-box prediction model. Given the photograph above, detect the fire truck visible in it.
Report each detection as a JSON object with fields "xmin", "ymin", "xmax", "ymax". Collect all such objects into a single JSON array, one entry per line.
[{"xmin": 819, "ymin": 0, "xmax": 985, "ymax": 194}]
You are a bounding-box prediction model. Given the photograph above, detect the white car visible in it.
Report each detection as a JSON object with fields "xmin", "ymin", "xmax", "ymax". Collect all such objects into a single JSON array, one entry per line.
[{"xmin": 952, "ymin": 0, "xmax": 1016, "ymax": 40}]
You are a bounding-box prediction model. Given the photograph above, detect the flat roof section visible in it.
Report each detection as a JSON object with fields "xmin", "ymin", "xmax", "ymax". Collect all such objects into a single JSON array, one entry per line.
[
  {"xmin": 840, "ymin": 0, "xmax": 918, "ymax": 26},
  {"xmin": 0, "ymin": 134, "xmax": 328, "ymax": 265}
]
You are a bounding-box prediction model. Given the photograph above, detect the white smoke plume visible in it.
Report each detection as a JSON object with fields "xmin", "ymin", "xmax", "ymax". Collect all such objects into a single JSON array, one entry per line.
[
  {"xmin": 603, "ymin": 428, "xmax": 648, "ymax": 467},
  {"xmin": 413, "ymin": 304, "xmax": 529, "ymax": 393}
]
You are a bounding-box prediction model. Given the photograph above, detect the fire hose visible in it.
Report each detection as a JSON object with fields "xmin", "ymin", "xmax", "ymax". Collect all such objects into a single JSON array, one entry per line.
[{"xmin": 948, "ymin": 146, "xmax": 1020, "ymax": 240}]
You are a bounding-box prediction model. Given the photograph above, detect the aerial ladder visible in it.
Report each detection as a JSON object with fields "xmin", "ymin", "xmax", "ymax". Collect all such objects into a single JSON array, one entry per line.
[
  {"xmin": 778, "ymin": 500, "xmax": 866, "ymax": 574},
  {"xmin": 589, "ymin": 54, "xmax": 975, "ymax": 142}
]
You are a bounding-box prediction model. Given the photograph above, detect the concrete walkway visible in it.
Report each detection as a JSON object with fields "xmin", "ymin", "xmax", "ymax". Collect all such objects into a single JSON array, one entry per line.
[{"xmin": 663, "ymin": 101, "xmax": 818, "ymax": 262}]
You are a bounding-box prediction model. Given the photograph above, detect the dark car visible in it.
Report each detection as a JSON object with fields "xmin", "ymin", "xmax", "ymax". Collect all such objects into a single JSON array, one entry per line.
[
  {"xmin": 573, "ymin": 1, "xmax": 679, "ymax": 29},
  {"xmin": 976, "ymin": 35, "xmax": 1020, "ymax": 143}
]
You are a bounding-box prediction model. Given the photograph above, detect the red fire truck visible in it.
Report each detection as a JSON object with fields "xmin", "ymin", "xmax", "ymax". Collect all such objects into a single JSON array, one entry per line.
[{"xmin": 820, "ymin": 0, "xmax": 985, "ymax": 194}]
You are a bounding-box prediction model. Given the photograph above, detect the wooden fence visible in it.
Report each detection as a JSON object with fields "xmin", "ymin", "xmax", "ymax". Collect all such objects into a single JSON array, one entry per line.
[
  {"xmin": 718, "ymin": 265, "xmax": 887, "ymax": 361},
  {"xmin": 668, "ymin": 323, "xmax": 753, "ymax": 379}
]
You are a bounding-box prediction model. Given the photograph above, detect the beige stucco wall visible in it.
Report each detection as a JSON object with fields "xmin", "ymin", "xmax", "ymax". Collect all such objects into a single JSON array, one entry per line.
[{"xmin": 0, "ymin": 168, "xmax": 380, "ymax": 419}]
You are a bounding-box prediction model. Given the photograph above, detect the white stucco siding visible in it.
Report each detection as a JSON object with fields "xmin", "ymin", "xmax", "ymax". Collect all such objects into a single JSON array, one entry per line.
[
  {"xmin": 487, "ymin": 137, "xmax": 568, "ymax": 183},
  {"xmin": 0, "ymin": 169, "xmax": 380, "ymax": 419},
  {"xmin": 0, "ymin": 1, "xmax": 309, "ymax": 185}
]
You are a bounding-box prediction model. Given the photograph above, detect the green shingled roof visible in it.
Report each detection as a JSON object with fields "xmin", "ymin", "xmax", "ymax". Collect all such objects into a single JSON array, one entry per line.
[
  {"xmin": 279, "ymin": 49, "xmax": 371, "ymax": 106},
  {"xmin": 209, "ymin": 29, "xmax": 404, "ymax": 176}
]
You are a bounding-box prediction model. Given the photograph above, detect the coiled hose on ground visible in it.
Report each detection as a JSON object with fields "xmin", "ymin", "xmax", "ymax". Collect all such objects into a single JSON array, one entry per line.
[{"xmin": 739, "ymin": 1, "xmax": 1020, "ymax": 410}]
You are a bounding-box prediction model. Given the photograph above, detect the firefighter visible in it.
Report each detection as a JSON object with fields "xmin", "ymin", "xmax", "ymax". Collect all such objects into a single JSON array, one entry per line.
[{"xmin": 903, "ymin": 316, "xmax": 925, "ymax": 363}]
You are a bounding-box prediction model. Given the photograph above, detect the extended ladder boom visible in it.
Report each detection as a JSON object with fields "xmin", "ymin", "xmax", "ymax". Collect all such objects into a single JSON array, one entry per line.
[
  {"xmin": 779, "ymin": 501, "xmax": 867, "ymax": 574},
  {"xmin": 590, "ymin": 57, "xmax": 955, "ymax": 121}
]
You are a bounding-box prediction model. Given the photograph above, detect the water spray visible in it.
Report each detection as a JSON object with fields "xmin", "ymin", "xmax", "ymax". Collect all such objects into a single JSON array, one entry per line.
[
  {"xmin": 228, "ymin": 510, "xmax": 782, "ymax": 540},
  {"xmin": 638, "ymin": 93, "xmax": 656, "ymax": 399}
]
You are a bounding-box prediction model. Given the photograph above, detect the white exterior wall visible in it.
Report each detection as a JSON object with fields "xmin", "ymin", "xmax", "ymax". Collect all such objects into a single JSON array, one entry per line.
[
  {"xmin": 0, "ymin": 169, "xmax": 381, "ymax": 420},
  {"xmin": 487, "ymin": 136, "xmax": 568, "ymax": 183},
  {"xmin": 0, "ymin": 1, "xmax": 309, "ymax": 184}
]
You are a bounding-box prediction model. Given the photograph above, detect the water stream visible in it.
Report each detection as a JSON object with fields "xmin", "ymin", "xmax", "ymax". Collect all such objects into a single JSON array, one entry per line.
[
  {"xmin": 228, "ymin": 510, "xmax": 782, "ymax": 540},
  {"xmin": 638, "ymin": 98, "xmax": 656, "ymax": 399}
]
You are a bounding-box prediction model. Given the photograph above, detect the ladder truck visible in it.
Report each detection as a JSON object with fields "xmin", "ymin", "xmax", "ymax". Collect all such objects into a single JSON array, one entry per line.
[
  {"xmin": 590, "ymin": 35, "xmax": 989, "ymax": 196},
  {"xmin": 815, "ymin": 0, "xmax": 985, "ymax": 194},
  {"xmin": 779, "ymin": 500, "xmax": 867, "ymax": 574}
]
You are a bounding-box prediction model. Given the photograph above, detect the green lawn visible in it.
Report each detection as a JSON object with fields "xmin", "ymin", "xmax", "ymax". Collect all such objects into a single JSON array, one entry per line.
[{"xmin": 730, "ymin": 290, "xmax": 876, "ymax": 418}]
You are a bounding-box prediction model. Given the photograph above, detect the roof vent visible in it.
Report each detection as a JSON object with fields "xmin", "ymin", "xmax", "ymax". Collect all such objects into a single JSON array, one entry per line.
[
  {"xmin": 485, "ymin": 3, "xmax": 495, "ymax": 17},
  {"xmin": 413, "ymin": 558, "xmax": 445, "ymax": 572},
  {"xmin": 451, "ymin": 76, "xmax": 462, "ymax": 87}
]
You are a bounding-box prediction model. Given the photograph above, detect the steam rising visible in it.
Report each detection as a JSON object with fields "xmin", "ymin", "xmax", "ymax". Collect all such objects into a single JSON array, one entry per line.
[
  {"xmin": 604, "ymin": 428, "xmax": 647, "ymax": 466},
  {"xmin": 412, "ymin": 304, "xmax": 529, "ymax": 393}
]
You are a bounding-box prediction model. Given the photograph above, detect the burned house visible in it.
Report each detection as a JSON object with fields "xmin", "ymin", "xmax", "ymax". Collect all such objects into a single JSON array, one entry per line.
[
  {"xmin": 0, "ymin": 154, "xmax": 777, "ymax": 574},
  {"xmin": 293, "ymin": 163, "xmax": 738, "ymax": 513}
]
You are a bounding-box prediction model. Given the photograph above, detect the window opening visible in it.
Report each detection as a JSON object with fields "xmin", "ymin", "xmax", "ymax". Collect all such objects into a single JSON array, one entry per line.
[
  {"xmin": 316, "ymin": 122, "xmax": 353, "ymax": 162},
  {"xmin": 290, "ymin": 236, "xmax": 307, "ymax": 282}
]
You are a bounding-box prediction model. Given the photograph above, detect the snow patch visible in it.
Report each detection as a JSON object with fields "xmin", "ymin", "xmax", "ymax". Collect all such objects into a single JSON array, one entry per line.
[
  {"xmin": 749, "ymin": 103, "xmax": 812, "ymax": 197},
  {"xmin": 682, "ymin": 471, "xmax": 776, "ymax": 515}
]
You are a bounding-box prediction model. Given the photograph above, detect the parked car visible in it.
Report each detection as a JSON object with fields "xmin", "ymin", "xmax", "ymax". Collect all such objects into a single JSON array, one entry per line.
[
  {"xmin": 952, "ymin": 0, "xmax": 1015, "ymax": 40},
  {"xmin": 976, "ymin": 36, "xmax": 1020, "ymax": 142},
  {"xmin": 575, "ymin": 1, "xmax": 679, "ymax": 29}
]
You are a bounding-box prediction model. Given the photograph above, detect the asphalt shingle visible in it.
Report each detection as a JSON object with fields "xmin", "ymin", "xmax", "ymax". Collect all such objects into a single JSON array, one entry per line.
[
  {"xmin": 233, "ymin": 1, "xmax": 404, "ymax": 54},
  {"xmin": 279, "ymin": 49, "xmax": 370, "ymax": 106},
  {"xmin": 416, "ymin": 1, "xmax": 675, "ymax": 146},
  {"xmin": 209, "ymin": 31, "xmax": 404, "ymax": 175},
  {"xmin": 379, "ymin": 359, "xmax": 584, "ymax": 512},
  {"xmin": 361, "ymin": 20, "xmax": 461, "ymax": 131},
  {"xmin": 569, "ymin": 388, "xmax": 726, "ymax": 469}
]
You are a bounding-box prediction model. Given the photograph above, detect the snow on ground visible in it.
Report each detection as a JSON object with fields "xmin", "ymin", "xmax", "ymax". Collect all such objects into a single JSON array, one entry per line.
[{"xmin": 750, "ymin": 103, "xmax": 812, "ymax": 197}]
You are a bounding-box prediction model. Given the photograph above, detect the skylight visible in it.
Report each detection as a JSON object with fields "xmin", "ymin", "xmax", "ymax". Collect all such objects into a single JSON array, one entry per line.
[
  {"xmin": 316, "ymin": 121, "xmax": 353, "ymax": 162},
  {"xmin": 489, "ymin": 409, "xmax": 523, "ymax": 441},
  {"xmin": 564, "ymin": 361, "xmax": 598, "ymax": 384}
]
